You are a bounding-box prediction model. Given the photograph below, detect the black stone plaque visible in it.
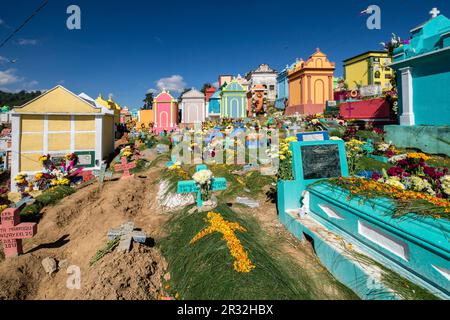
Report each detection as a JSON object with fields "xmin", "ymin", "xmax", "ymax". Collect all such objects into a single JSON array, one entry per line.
[{"xmin": 301, "ymin": 144, "xmax": 342, "ymax": 180}]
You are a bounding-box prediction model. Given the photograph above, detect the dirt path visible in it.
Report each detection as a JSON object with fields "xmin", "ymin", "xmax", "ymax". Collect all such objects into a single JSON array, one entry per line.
[{"xmin": 0, "ymin": 161, "xmax": 172, "ymax": 300}]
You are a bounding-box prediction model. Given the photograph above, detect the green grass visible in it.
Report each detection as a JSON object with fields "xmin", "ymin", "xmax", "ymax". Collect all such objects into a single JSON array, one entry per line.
[
  {"xmin": 159, "ymin": 204, "xmax": 358, "ymax": 300},
  {"xmin": 358, "ymin": 156, "xmax": 391, "ymax": 172},
  {"xmin": 20, "ymin": 186, "xmax": 75, "ymax": 220},
  {"xmin": 89, "ymin": 237, "xmax": 120, "ymax": 266}
]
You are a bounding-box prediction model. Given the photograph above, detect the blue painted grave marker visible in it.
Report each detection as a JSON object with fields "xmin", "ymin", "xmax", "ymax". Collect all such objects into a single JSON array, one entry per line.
[{"xmin": 177, "ymin": 165, "xmax": 227, "ymax": 207}]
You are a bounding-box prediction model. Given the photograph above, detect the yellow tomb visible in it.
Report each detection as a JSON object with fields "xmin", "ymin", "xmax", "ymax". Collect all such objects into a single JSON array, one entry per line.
[
  {"xmin": 343, "ymin": 51, "xmax": 393, "ymax": 91},
  {"xmin": 136, "ymin": 109, "xmax": 154, "ymax": 130},
  {"xmin": 96, "ymin": 94, "xmax": 122, "ymax": 124},
  {"xmin": 10, "ymin": 85, "xmax": 115, "ymax": 191}
]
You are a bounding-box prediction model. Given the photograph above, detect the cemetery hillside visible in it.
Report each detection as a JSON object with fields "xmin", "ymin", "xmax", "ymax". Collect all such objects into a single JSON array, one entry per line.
[{"xmin": 0, "ymin": 1, "xmax": 449, "ymax": 304}]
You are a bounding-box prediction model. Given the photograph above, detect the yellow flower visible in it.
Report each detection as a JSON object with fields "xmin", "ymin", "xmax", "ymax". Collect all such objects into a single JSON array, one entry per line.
[{"xmin": 190, "ymin": 212, "xmax": 255, "ymax": 273}]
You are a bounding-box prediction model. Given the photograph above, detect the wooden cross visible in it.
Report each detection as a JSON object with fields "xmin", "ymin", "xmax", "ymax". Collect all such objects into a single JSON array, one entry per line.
[
  {"xmin": 114, "ymin": 157, "xmax": 136, "ymax": 180},
  {"xmin": 93, "ymin": 163, "xmax": 113, "ymax": 184},
  {"xmin": 177, "ymin": 165, "xmax": 227, "ymax": 207},
  {"xmin": 107, "ymin": 221, "xmax": 147, "ymax": 253},
  {"xmin": 0, "ymin": 208, "xmax": 37, "ymax": 258}
]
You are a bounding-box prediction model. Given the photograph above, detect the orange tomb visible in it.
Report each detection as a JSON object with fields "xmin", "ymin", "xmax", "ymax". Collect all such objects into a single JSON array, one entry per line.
[{"xmin": 286, "ymin": 48, "xmax": 335, "ymax": 115}]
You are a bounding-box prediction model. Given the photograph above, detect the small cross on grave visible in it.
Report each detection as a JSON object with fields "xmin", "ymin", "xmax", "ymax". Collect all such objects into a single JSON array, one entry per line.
[
  {"xmin": 177, "ymin": 165, "xmax": 227, "ymax": 208},
  {"xmin": 93, "ymin": 163, "xmax": 113, "ymax": 184},
  {"xmin": 114, "ymin": 157, "xmax": 136, "ymax": 180},
  {"xmin": 107, "ymin": 221, "xmax": 147, "ymax": 253},
  {"xmin": 0, "ymin": 208, "xmax": 37, "ymax": 258}
]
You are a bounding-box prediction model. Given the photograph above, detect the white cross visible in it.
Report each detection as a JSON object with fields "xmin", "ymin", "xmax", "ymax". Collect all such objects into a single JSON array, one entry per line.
[{"xmin": 430, "ymin": 7, "xmax": 440, "ymax": 18}]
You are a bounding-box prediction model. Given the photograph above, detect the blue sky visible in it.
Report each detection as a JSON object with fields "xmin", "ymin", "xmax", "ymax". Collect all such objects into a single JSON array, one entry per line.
[{"xmin": 0, "ymin": 0, "xmax": 449, "ymax": 110}]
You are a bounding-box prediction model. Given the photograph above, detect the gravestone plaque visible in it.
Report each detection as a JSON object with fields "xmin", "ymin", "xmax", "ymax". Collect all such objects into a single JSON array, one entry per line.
[{"xmin": 301, "ymin": 144, "xmax": 341, "ymax": 180}]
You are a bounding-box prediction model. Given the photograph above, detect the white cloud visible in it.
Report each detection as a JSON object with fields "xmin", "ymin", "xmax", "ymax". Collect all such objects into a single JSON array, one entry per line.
[
  {"xmin": 0, "ymin": 69, "xmax": 20, "ymax": 86},
  {"xmin": 155, "ymin": 75, "xmax": 186, "ymax": 93},
  {"xmin": 16, "ymin": 38, "xmax": 38, "ymax": 45},
  {"xmin": 0, "ymin": 56, "xmax": 8, "ymax": 64},
  {"xmin": 146, "ymin": 88, "xmax": 157, "ymax": 94}
]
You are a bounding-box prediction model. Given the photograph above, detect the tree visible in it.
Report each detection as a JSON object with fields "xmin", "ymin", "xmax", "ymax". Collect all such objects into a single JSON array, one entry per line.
[
  {"xmin": 200, "ymin": 83, "xmax": 213, "ymax": 94},
  {"xmin": 178, "ymin": 88, "xmax": 190, "ymax": 99},
  {"xmin": 142, "ymin": 92, "xmax": 154, "ymax": 110},
  {"xmin": 0, "ymin": 90, "xmax": 42, "ymax": 107}
]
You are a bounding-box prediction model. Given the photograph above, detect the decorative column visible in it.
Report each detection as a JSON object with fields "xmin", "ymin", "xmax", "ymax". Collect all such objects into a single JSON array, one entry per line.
[
  {"xmin": 307, "ymin": 75, "xmax": 312, "ymax": 104},
  {"xmin": 328, "ymin": 76, "xmax": 333, "ymax": 100},
  {"xmin": 10, "ymin": 113, "xmax": 21, "ymax": 192},
  {"xmin": 399, "ymin": 67, "xmax": 415, "ymax": 126}
]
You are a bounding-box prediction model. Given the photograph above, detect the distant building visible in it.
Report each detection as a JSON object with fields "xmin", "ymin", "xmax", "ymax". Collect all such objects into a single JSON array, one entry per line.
[
  {"xmin": 180, "ymin": 88, "xmax": 206, "ymax": 125},
  {"xmin": 220, "ymin": 80, "xmax": 247, "ymax": 119},
  {"xmin": 207, "ymin": 88, "xmax": 222, "ymax": 120},
  {"xmin": 286, "ymin": 48, "xmax": 335, "ymax": 115},
  {"xmin": 96, "ymin": 94, "xmax": 122, "ymax": 125},
  {"xmin": 218, "ymin": 75, "xmax": 233, "ymax": 87},
  {"xmin": 343, "ymin": 51, "xmax": 393, "ymax": 91},
  {"xmin": 275, "ymin": 63, "xmax": 295, "ymax": 109},
  {"xmin": 153, "ymin": 90, "xmax": 179, "ymax": 133},
  {"xmin": 246, "ymin": 64, "xmax": 277, "ymax": 102}
]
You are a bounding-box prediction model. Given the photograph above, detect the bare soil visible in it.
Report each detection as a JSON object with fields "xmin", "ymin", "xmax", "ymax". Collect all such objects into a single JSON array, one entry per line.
[{"xmin": 0, "ymin": 160, "xmax": 172, "ymax": 300}]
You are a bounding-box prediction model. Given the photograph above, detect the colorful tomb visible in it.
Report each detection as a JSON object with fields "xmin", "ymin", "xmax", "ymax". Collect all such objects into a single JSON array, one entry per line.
[
  {"xmin": 339, "ymin": 98, "xmax": 396, "ymax": 123},
  {"xmin": 386, "ymin": 9, "xmax": 450, "ymax": 156},
  {"xmin": 343, "ymin": 51, "xmax": 393, "ymax": 91},
  {"xmin": 136, "ymin": 109, "xmax": 154, "ymax": 129},
  {"xmin": 96, "ymin": 94, "xmax": 122, "ymax": 125},
  {"xmin": 10, "ymin": 86, "xmax": 115, "ymax": 191},
  {"xmin": 286, "ymin": 49, "xmax": 336, "ymax": 115},
  {"xmin": 246, "ymin": 64, "xmax": 277, "ymax": 102},
  {"xmin": 208, "ymin": 89, "xmax": 221, "ymax": 119},
  {"xmin": 153, "ymin": 90, "xmax": 179, "ymax": 133},
  {"xmin": 277, "ymin": 138, "xmax": 450, "ymax": 299},
  {"xmin": 180, "ymin": 88, "xmax": 206, "ymax": 125},
  {"xmin": 220, "ymin": 80, "xmax": 247, "ymax": 119},
  {"xmin": 275, "ymin": 63, "xmax": 294, "ymax": 109},
  {"xmin": 247, "ymin": 84, "xmax": 267, "ymax": 116}
]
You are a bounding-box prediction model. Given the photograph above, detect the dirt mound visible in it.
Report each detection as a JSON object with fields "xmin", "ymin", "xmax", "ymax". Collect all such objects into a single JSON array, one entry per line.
[
  {"xmin": 83, "ymin": 244, "xmax": 167, "ymax": 300},
  {"xmin": 0, "ymin": 166, "xmax": 172, "ymax": 300}
]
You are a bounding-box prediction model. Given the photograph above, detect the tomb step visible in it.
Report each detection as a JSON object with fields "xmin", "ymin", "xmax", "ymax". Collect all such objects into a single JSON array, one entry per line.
[{"xmin": 283, "ymin": 209, "xmax": 403, "ymax": 300}]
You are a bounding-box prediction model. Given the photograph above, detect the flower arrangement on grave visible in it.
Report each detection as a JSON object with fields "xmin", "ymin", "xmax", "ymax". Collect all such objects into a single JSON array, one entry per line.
[
  {"xmin": 372, "ymin": 141, "xmax": 398, "ymax": 158},
  {"xmin": 190, "ymin": 211, "xmax": 256, "ymax": 273},
  {"xmin": 120, "ymin": 146, "xmax": 134, "ymax": 160},
  {"xmin": 14, "ymin": 172, "xmax": 30, "ymax": 193},
  {"xmin": 345, "ymin": 139, "xmax": 366, "ymax": 174},
  {"xmin": 327, "ymin": 177, "xmax": 450, "ymax": 220},
  {"xmin": 192, "ymin": 169, "xmax": 213, "ymax": 201},
  {"xmin": 276, "ymin": 136, "xmax": 297, "ymax": 181},
  {"xmin": 0, "ymin": 187, "xmax": 10, "ymax": 212},
  {"xmin": 383, "ymin": 153, "xmax": 449, "ymax": 198}
]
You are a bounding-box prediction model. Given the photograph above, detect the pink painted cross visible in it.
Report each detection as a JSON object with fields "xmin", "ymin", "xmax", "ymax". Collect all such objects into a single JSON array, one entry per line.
[
  {"xmin": 346, "ymin": 104, "xmax": 355, "ymax": 117},
  {"xmin": 0, "ymin": 208, "xmax": 37, "ymax": 258},
  {"xmin": 114, "ymin": 157, "xmax": 136, "ymax": 179}
]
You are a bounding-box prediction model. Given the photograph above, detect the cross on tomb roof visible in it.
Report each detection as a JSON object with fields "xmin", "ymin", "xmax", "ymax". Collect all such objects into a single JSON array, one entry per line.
[{"xmin": 430, "ymin": 7, "xmax": 440, "ymax": 18}]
